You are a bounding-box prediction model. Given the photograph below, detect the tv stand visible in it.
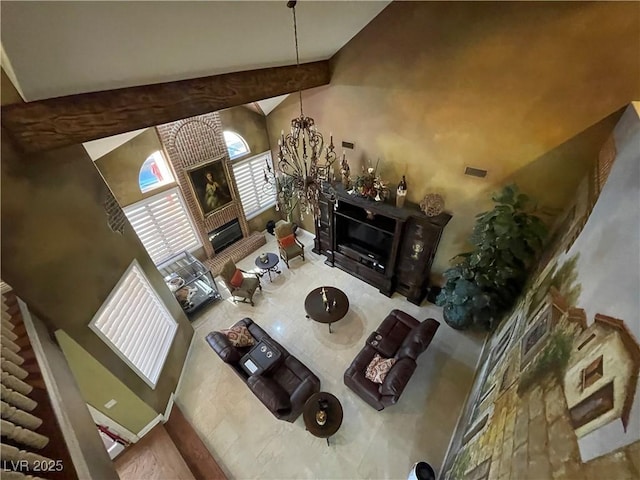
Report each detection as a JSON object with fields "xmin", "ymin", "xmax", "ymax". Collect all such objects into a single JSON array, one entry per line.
[{"xmin": 314, "ymin": 184, "xmax": 451, "ymax": 304}]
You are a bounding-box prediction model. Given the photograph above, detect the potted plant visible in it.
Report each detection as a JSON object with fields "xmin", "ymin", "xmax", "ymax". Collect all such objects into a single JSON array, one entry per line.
[{"xmin": 436, "ymin": 185, "xmax": 548, "ymax": 331}]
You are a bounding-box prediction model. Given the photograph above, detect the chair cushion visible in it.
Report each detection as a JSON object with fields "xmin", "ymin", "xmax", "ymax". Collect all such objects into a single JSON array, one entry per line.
[
  {"xmin": 220, "ymin": 325, "xmax": 255, "ymax": 347},
  {"xmin": 365, "ymin": 353, "xmax": 397, "ymax": 384},
  {"xmin": 230, "ymin": 269, "xmax": 244, "ymax": 288},
  {"xmin": 279, "ymin": 233, "xmax": 296, "ymax": 248},
  {"xmin": 221, "ymin": 260, "xmax": 236, "ymax": 283}
]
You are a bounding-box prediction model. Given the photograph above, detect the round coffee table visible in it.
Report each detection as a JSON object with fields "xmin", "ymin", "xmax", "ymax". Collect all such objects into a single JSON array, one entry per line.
[
  {"xmin": 304, "ymin": 286, "xmax": 349, "ymax": 333},
  {"xmin": 303, "ymin": 392, "xmax": 343, "ymax": 446},
  {"xmin": 254, "ymin": 252, "xmax": 281, "ymax": 282}
]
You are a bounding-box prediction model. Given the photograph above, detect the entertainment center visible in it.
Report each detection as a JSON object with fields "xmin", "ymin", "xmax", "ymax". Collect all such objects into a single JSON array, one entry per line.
[{"xmin": 313, "ymin": 185, "xmax": 451, "ymax": 305}]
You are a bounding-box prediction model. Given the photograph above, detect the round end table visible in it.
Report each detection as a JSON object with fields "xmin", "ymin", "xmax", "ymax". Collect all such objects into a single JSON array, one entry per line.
[{"xmin": 303, "ymin": 392, "xmax": 343, "ymax": 446}]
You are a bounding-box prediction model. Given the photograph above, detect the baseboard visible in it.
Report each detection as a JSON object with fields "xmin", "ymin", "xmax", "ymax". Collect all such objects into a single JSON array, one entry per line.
[
  {"xmin": 136, "ymin": 413, "xmax": 163, "ymax": 439},
  {"xmin": 87, "ymin": 404, "xmax": 139, "ymax": 444},
  {"xmin": 163, "ymin": 392, "xmax": 176, "ymax": 422}
]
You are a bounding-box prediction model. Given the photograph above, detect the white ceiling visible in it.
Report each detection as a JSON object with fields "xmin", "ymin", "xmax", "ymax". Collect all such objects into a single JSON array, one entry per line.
[{"xmin": 1, "ymin": 1, "xmax": 389, "ymax": 110}]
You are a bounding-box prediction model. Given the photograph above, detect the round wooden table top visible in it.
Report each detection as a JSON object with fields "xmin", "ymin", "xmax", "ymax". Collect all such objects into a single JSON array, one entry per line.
[
  {"xmin": 303, "ymin": 392, "xmax": 343, "ymax": 439},
  {"xmin": 304, "ymin": 286, "xmax": 349, "ymax": 324}
]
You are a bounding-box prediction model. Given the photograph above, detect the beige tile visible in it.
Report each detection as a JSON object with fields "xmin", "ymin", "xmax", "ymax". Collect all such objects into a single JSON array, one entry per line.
[{"xmin": 178, "ymin": 228, "xmax": 484, "ymax": 479}]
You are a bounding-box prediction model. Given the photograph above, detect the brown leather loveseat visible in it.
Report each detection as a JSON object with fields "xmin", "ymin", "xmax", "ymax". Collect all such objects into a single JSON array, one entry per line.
[
  {"xmin": 206, "ymin": 318, "xmax": 320, "ymax": 422},
  {"xmin": 344, "ymin": 309, "xmax": 439, "ymax": 410}
]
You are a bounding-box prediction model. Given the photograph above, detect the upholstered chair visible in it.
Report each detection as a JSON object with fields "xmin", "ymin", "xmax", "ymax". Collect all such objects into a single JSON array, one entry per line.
[
  {"xmin": 275, "ymin": 222, "xmax": 305, "ymax": 267},
  {"xmin": 220, "ymin": 260, "xmax": 262, "ymax": 306}
]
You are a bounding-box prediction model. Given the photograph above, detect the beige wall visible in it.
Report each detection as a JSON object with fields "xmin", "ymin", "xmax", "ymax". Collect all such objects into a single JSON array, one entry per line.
[
  {"xmin": 1, "ymin": 71, "xmax": 193, "ymax": 413},
  {"xmin": 55, "ymin": 330, "xmax": 158, "ymax": 433},
  {"xmin": 219, "ymin": 106, "xmax": 271, "ymax": 160},
  {"xmin": 266, "ymin": 1, "xmax": 640, "ymax": 274},
  {"xmin": 94, "ymin": 128, "xmax": 173, "ymax": 207},
  {"xmin": 0, "ymin": 129, "xmax": 194, "ymax": 413},
  {"xmin": 219, "ymin": 106, "xmax": 280, "ymax": 231}
]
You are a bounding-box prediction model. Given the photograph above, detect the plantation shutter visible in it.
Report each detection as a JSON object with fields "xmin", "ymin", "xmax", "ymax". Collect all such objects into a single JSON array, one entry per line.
[
  {"xmin": 123, "ymin": 188, "xmax": 200, "ymax": 265},
  {"xmin": 232, "ymin": 151, "xmax": 276, "ymax": 219},
  {"xmin": 89, "ymin": 261, "xmax": 178, "ymax": 388}
]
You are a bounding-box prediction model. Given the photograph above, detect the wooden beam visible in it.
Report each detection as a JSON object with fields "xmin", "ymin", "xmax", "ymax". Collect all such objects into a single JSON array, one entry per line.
[{"xmin": 1, "ymin": 61, "xmax": 330, "ymax": 153}]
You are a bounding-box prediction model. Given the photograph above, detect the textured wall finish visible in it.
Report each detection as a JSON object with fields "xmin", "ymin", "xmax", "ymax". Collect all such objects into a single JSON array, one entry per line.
[
  {"xmin": 266, "ymin": 1, "xmax": 640, "ymax": 275},
  {"xmin": 0, "ymin": 128, "xmax": 194, "ymax": 414},
  {"xmin": 441, "ymin": 105, "xmax": 640, "ymax": 480},
  {"xmin": 94, "ymin": 128, "xmax": 172, "ymax": 208}
]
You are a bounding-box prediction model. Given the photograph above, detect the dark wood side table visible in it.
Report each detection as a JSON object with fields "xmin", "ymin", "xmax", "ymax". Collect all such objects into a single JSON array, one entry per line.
[
  {"xmin": 304, "ymin": 286, "xmax": 349, "ymax": 333},
  {"xmin": 303, "ymin": 392, "xmax": 343, "ymax": 446},
  {"xmin": 254, "ymin": 252, "xmax": 281, "ymax": 282}
]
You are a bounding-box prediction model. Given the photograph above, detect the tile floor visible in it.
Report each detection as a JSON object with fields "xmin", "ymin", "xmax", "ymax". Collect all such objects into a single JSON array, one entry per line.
[{"xmin": 176, "ymin": 228, "xmax": 485, "ymax": 479}]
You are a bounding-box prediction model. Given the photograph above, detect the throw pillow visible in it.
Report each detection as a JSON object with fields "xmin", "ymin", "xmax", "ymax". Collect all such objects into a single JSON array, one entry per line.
[
  {"xmin": 365, "ymin": 353, "xmax": 397, "ymax": 384},
  {"xmin": 279, "ymin": 233, "xmax": 296, "ymax": 248},
  {"xmin": 221, "ymin": 325, "xmax": 255, "ymax": 347},
  {"xmin": 230, "ymin": 269, "xmax": 244, "ymax": 288}
]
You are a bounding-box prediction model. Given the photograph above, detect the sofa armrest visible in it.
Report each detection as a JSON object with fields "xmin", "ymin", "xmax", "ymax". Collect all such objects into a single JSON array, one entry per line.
[
  {"xmin": 397, "ymin": 319, "xmax": 440, "ymax": 360},
  {"xmin": 205, "ymin": 332, "xmax": 242, "ymax": 364},
  {"xmin": 379, "ymin": 358, "xmax": 416, "ymax": 399},
  {"xmin": 343, "ymin": 345, "xmax": 384, "ymax": 410},
  {"xmin": 247, "ymin": 375, "xmax": 292, "ymax": 415},
  {"xmin": 290, "ymin": 375, "xmax": 321, "ymax": 411}
]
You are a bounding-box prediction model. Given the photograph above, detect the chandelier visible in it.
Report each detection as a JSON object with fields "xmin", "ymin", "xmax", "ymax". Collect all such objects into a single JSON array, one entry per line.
[{"xmin": 272, "ymin": 0, "xmax": 337, "ymax": 220}]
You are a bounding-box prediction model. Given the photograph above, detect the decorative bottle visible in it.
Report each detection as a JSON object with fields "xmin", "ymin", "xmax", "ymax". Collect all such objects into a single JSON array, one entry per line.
[{"xmin": 396, "ymin": 175, "xmax": 408, "ymax": 208}]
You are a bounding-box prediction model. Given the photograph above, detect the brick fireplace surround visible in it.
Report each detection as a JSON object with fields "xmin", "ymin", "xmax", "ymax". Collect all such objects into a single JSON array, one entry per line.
[{"xmin": 156, "ymin": 112, "xmax": 266, "ymax": 275}]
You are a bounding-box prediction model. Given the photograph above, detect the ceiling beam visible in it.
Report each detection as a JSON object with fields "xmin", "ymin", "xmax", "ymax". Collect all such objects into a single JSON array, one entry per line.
[{"xmin": 1, "ymin": 61, "xmax": 330, "ymax": 153}]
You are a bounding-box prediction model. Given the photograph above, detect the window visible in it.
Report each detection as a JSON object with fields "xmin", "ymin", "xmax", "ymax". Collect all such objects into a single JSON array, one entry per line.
[
  {"xmin": 139, "ymin": 150, "xmax": 175, "ymax": 193},
  {"xmin": 577, "ymin": 333, "xmax": 596, "ymax": 351},
  {"xmin": 570, "ymin": 381, "xmax": 614, "ymax": 429},
  {"xmin": 223, "ymin": 131, "xmax": 250, "ymax": 160},
  {"xmin": 231, "ymin": 151, "xmax": 276, "ymax": 219},
  {"xmin": 89, "ymin": 260, "xmax": 178, "ymax": 388},
  {"xmin": 582, "ymin": 355, "xmax": 604, "ymax": 389},
  {"xmin": 124, "ymin": 188, "xmax": 201, "ymax": 265}
]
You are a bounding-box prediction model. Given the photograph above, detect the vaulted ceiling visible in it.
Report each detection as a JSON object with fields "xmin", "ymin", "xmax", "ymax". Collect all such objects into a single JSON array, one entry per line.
[{"xmin": 1, "ymin": 1, "xmax": 390, "ymax": 113}]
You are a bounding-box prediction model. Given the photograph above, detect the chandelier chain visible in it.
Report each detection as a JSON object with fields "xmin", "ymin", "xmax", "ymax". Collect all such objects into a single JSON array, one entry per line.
[{"xmin": 291, "ymin": 3, "xmax": 303, "ymax": 117}]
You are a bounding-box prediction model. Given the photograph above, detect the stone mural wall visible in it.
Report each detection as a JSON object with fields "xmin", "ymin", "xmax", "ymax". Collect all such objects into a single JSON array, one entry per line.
[{"xmin": 442, "ymin": 105, "xmax": 640, "ymax": 480}]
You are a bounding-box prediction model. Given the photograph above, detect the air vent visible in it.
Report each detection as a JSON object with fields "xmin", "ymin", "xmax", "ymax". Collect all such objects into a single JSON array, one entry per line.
[
  {"xmin": 464, "ymin": 166, "xmax": 488, "ymax": 178},
  {"xmin": 342, "ymin": 141, "xmax": 355, "ymax": 149}
]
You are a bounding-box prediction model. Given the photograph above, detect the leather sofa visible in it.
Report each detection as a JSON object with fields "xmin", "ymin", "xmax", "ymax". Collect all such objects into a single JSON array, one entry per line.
[
  {"xmin": 344, "ymin": 309, "xmax": 439, "ymax": 410},
  {"xmin": 206, "ymin": 318, "xmax": 320, "ymax": 422}
]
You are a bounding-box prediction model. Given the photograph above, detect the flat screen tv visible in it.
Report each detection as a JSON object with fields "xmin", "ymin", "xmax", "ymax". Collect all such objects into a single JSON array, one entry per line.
[{"xmin": 337, "ymin": 217, "xmax": 393, "ymax": 260}]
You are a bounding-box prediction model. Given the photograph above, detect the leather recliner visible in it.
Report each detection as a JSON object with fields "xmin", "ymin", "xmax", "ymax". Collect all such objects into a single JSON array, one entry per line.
[
  {"xmin": 344, "ymin": 309, "xmax": 440, "ymax": 410},
  {"xmin": 206, "ymin": 318, "xmax": 320, "ymax": 422}
]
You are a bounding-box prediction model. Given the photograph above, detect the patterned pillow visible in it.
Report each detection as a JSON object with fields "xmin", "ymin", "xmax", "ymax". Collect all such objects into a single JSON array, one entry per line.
[
  {"xmin": 221, "ymin": 325, "xmax": 255, "ymax": 347},
  {"xmin": 365, "ymin": 353, "xmax": 397, "ymax": 384},
  {"xmin": 279, "ymin": 234, "xmax": 296, "ymax": 248}
]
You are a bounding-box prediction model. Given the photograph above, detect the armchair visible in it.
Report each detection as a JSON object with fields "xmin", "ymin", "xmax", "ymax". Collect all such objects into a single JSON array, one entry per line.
[
  {"xmin": 220, "ymin": 260, "xmax": 262, "ymax": 306},
  {"xmin": 275, "ymin": 222, "xmax": 305, "ymax": 268}
]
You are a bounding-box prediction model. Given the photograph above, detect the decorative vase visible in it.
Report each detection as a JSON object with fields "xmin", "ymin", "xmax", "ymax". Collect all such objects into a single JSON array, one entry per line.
[{"xmin": 315, "ymin": 409, "xmax": 327, "ymax": 426}]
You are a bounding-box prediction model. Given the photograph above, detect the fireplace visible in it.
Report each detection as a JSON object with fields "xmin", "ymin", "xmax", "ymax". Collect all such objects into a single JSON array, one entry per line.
[{"xmin": 208, "ymin": 219, "xmax": 243, "ymax": 254}]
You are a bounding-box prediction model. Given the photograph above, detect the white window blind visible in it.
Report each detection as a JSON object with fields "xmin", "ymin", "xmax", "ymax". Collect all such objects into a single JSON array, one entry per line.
[
  {"xmin": 89, "ymin": 260, "xmax": 178, "ymax": 389},
  {"xmin": 232, "ymin": 151, "xmax": 276, "ymax": 219},
  {"xmin": 124, "ymin": 188, "xmax": 201, "ymax": 266}
]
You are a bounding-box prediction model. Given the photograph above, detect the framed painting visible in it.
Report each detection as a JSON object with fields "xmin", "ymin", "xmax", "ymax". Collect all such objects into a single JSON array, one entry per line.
[{"xmin": 187, "ymin": 159, "xmax": 233, "ymax": 217}]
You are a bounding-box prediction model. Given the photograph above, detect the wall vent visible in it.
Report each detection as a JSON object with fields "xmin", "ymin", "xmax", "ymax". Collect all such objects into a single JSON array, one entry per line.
[
  {"xmin": 464, "ymin": 166, "xmax": 488, "ymax": 178},
  {"xmin": 342, "ymin": 141, "xmax": 355, "ymax": 149}
]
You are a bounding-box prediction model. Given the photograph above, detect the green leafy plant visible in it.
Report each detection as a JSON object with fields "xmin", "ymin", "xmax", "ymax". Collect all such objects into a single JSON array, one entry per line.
[{"xmin": 436, "ymin": 185, "xmax": 548, "ymax": 331}]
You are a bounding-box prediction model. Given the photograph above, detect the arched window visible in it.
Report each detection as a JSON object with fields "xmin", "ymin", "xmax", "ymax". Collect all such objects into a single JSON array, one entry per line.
[
  {"xmin": 139, "ymin": 150, "xmax": 175, "ymax": 193},
  {"xmin": 223, "ymin": 131, "xmax": 250, "ymax": 160}
]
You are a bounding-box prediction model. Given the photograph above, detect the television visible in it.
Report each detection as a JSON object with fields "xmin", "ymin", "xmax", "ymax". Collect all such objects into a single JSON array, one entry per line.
[{"xmin": 337, "ymin": 217, "xmax": 393, "ymax": 260}]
